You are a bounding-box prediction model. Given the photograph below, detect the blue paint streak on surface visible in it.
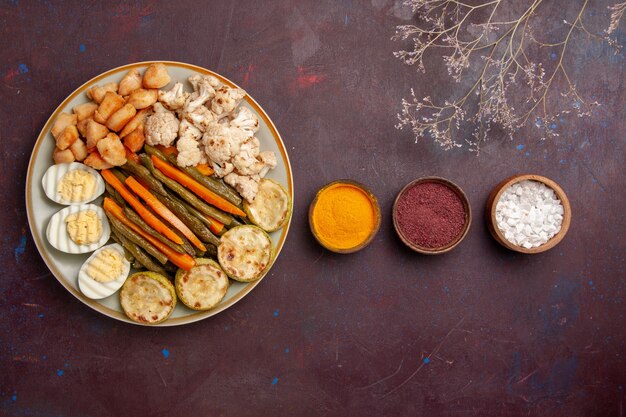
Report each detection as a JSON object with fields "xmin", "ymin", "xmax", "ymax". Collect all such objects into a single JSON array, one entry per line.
[
  {"xmin": 550, "ymin": 123, "xmax": 557, "ymax": 129},
  {"xmin": 525, "ymin": 151, "xmax": 530, "ymax": 156},
  {"xmin": 271, "ymin": 377, "xmax": 279, "ymax": 385},
  {"xmin": 559, "ymin": 159, "xmax": 566, "ymax": 164},
  {"xmin": 17, "ymin": 63, "xmax": 28, "ymax": 74},
  {"xmin": 14, "ymin": 236, "xmax": 26, "ymax": 262},
  {"xmin": 516, "ymin": 144, "xmax": 525, "ymax": 150},
  {"xmin": 273, "ymin": 309, "xmax": 279, "ymax": 317},
  {"xmin": 56, "ymin": 369, "xmax": 64, "ymax": 376},
  {"xmin": 11, "ymin": 394, "xmax": 16, "ymax": 401},
  {"xmin": 162, "ymin": 348, "xmax": 170, "ymax": 359},
  {"xmin": 344, "ymin": 15, "xmax": 348, "ymax": 25},
  {"xmin": 38, "ymin": 313, "xmax": 44, "ymax": 318},
  {"xmin": 550, "ymin": 52, "xmax": 557, "ymax": 60},
  {"xmin": 284, "ymin": 347, "xmax": 289, "ymax": 353},
  {"xmin": 443, "ymin": 286, "xmax": 449, "ymax": 294},
  {"xmin": 588, "ymin": 280, "xmax": 593, "ymax": 286},
  {"xmin": 79, "ymin": 43, "xmax": 86, "ymax": 52},
  {"xmin": 423, "ymin": 357, "xmax": 430, "ymax": 364}
]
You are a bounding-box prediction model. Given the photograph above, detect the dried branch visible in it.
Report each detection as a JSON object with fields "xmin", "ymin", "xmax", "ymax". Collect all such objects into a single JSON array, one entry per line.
[{"xmin": 394, "ymin": 0, "xmax": 624, "ymax": 153}]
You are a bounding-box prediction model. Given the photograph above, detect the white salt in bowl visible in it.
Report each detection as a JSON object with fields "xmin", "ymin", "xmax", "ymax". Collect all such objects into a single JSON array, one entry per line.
[{"xmin": 486, "ymin": 174, "xmax": 571, "ymax": 254}]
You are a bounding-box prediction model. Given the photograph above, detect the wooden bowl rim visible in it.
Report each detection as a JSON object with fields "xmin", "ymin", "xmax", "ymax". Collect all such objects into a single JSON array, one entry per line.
[
  {"xmin": 392, "ymin": 176, "xmax": 472, "ymax": 255},
  {"xmin": 308, "ymin": 179, "xmax": 382, "ymax": 254},
  {"xmin": 486, "ymin": 174, "xmax": 571, "ymax": 254}
]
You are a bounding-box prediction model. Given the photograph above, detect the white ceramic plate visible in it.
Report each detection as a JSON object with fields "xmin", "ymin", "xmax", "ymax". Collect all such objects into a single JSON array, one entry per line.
[{"xmin": 26, "ymin": 61, "xmax": 293, "ymax": 326}]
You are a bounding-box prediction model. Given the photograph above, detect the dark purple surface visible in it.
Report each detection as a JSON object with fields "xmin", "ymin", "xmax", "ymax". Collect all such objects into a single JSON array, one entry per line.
[{"xmin": 1, "ymin": 1, "xmax": 624, "ymax": 416}]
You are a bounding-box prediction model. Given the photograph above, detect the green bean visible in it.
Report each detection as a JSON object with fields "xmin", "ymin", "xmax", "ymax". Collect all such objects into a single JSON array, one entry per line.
[
  {"xmin": 175, "ymin": 198, "xmax": 223, "ymax": 236},
  {"xmin": 123, "ymin": 207, "xmax": 185, "ymax": 254},
  {"xmin": 120, "ymin": 158, "xmax": 167, "ymax": 196},
  {"xmin": 132, "ymin": 260, "xmax": 144, "ymax": 270},
  {"xmin": 110, "ymin": 168, "xmax": 128, "ymax": 183},
  {"xmin": 176, "ymin": 232, "xmax": 196, "ymax": 257},
  {"xmin": 105, "ymin": 212, "xmax": 168, "ymax": 264},
  {"xmin": 104, "ymin": 183, "xmax": 125, "ymax": 207},
  {"xmin": 203, "ymin": 244, "xmax": 218, "ymax": 259},
  {"xmin": 110, "ymin": 223, "xmax": 168, "ymax": 274},
  {"xmin": 155, "ymin": 192, "xmax": 220, "ymax": 247},
  {"xmin": 144, "ymin": 144, "xmax": 243, "ymax": 207},
  {"xmin": 140, "ymin": 154, "xmax": 234, "ymax": 225}
]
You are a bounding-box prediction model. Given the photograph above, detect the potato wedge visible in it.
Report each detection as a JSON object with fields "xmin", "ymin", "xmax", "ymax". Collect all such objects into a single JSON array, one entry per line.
[
  {"xmin": 69, "ymin": 139, "xmax": 88, "ymax": 161},
  {"xmin": 84, "ymin": 151, "xmax": 113, "ymax": 170},
  {"xmin": 76, "ymin": 117, "xmax": 91, "ymax": 137},
  {"xmin": 106, "ymin": 103, "xmax": 136, "ymax": 132},
  {"xmin": 51, "ymin": 112, "xmax": 78, "ymax": 139},
  {"xmin": 119, "ymin": 108, "xmax": 148, "ymax": 138},
  {"xmin": 94, "ymin": 91, "xmax": 125, "ymax": 124},
  {"xmin": 142, "ymin": 63, "xmax": 171, "ymax": 89},
  {"xmin": 53, "ymin": 147, "xmax": 75, "ymax": 164},
  {"xmin": 122, "ymin": 125, "xmax": 145, "ymax": 152},
  {"xmin": 56, "ymin": 125, "xmax": 79, "ymax": 150},
  {"xmin": 118, "ymin": 68, "xmax": 142, "ymax": 96},
  {"xmin": 128, "ymin": 89, "xmax": 158, "ymax": 109},
  {"xmin": 85, "ymin": 119, "xmax": 109, "ymax": 151},
  {"xmin": 73, "ymin": 102, "xmax": 98, "ymax": 121},
  {"xmin": 97, "ymin": 133, "xmax": 126, "ymax": 166},
  {"xmin": 87, "ymin": 82, "xmax": 118, "ymax": 104}
]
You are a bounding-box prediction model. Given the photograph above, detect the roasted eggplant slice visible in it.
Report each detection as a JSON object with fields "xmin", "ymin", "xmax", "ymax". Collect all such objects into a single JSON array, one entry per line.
[
  {"xmin": 217, "ymin": 226, "xmax": 272, "ymax": 282},
  {"xmin": 175, "ymin": 258, "xmax": 229, "ymax": 310},
  {"xmin": 119, "ymin": 271, "xmax": 176, "ymax": 324},
  {"xmin": 243, "ymin": 179, "xmax": 291, "ymax": 232}
]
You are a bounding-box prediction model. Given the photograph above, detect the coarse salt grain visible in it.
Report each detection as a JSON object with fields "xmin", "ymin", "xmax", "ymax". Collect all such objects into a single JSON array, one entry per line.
[{"xmin": 495, "ymin": 180, "xmax": 563, "ymax": 249}]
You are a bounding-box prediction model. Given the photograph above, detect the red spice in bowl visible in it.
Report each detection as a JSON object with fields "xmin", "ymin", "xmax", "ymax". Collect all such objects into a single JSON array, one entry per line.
[{"xmin": 393, "ymin": 177, "xmax": 471, "ymax": 254}]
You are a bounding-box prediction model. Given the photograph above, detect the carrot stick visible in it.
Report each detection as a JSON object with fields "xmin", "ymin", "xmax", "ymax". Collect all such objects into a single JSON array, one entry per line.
[
  {"xmin": 101, "ymin": 169, "xmax": 184, "ymax": 245},
  {"xmin": 195, "ymin": 163, "xmax": 214, "ymax": 176},
  {"xmin": 125, "ymin": 176, "xmax": 206, "ymax": 252},
  {"xmin": 207, "ymin": 217, "xmax": 224, "ymax": 235},
  {"xmin": 150, "ymin": 155, "xmax": 246, "ymax": 217},
  {"xmin": 103, "ymin": 198, "xmax": 196, "ymax": 270}
]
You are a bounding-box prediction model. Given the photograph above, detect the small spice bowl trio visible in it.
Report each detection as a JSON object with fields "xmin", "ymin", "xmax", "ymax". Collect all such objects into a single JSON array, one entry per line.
[{"xmin": 309, "ymin": 174, "xmax": 571, "ymax": 255}]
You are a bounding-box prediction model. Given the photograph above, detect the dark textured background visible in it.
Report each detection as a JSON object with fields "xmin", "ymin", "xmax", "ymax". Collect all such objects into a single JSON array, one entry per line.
[{"xmin": 1, "ymin": 1, "xmax": 624, "ymax": 416}]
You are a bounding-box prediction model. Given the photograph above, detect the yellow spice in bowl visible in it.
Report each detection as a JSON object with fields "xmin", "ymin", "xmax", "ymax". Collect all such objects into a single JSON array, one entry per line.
[{"xmin": 310, "ymin": 183, "xmax": 377, "ymax": 251}]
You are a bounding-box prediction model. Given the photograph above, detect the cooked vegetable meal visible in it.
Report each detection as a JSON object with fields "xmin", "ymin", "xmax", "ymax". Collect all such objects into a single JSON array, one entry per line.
[{"xmin": 42, "ymin": 63, "xmax": 292, "ymax": 324}]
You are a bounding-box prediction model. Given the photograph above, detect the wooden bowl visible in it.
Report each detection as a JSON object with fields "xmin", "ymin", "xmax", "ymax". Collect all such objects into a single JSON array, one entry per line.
[
  {"xmin": 309, "ymin": 180, "xmax": 382, "ymax": 254},
  {"xmin": 485, "ymin": 174, "xmax": 571, "ymax": 254},
  {"xmin": 392, "ymin": 177, "xmax": 472, "ymax": 255}
]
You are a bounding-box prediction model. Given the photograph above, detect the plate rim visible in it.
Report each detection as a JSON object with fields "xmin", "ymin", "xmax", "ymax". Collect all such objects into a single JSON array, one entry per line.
[{"xmin": 25, "ymin": 60, "xmax": 294, "ymax": 326}]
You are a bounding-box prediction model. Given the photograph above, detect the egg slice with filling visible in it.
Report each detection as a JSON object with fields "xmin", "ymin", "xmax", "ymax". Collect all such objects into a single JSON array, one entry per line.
[
  {"xmin": 46, "ymin": 204, "xmax": 110, "ymax": 254},
  {"xmin": 78, "ymin": 244, "xmax": 131, "ymax": 299},
  {"xmin": 42, "ymin": 162, "xmax": 105, "ymax": 205}
]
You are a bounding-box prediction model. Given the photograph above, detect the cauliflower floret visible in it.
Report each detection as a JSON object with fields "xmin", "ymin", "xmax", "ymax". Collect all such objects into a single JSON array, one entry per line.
[
  {"xmin": 144, "ymin": 103, "xmax": 179, "ymax": 146},
  {"xmin": 183, "ymin": 105, "xmax": 216, "ymax": 132},
  {"xmin": 158, "ymin": 82, "xmax": 189, "ymax": 111},
  {"xmin": 188, "ymin": 74, "xmax": 221, "ymax": 95},
  {"xmin": 232, "ymin": 137, "xmax": 264, "ymax": 176},
  {"xmin": 212, "ymin": 161, "xmax": 234, "ymax": 177},
  {"xmin": 176, "ymin": 120, "xmax": 203, "ymax": 167},
  {"xmin": 203, "ymin": 122, "xmax": 247, "ymax": 165},
  {"xmin": 211, "ymin": 86, "xmax": 246, "ymax": 116},
  {"xmin": 229, "ymin": 106, "xmax": 259, "ymax": 137},
  {"xmin": 258, "ymin": 151, "xmax": 277, "ymax": 178},
  {"xmin": 224, "ymin": 172, "xmax": 260, "ymax": 203}
]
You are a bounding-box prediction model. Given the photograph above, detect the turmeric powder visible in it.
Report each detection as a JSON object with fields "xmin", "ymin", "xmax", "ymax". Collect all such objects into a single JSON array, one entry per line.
[{"xmin": 311, "ymin": 183, "xmax": 377, "ymax": 251}]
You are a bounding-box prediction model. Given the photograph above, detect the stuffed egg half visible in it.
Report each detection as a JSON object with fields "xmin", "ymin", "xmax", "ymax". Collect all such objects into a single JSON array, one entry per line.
[
  {"xmin": 42, "ymin": 162, "xmax": 104, "ymax": 205},
  {"xmin": 78, "ymin": 243, "xmax": 131, "ymax": 299}
]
